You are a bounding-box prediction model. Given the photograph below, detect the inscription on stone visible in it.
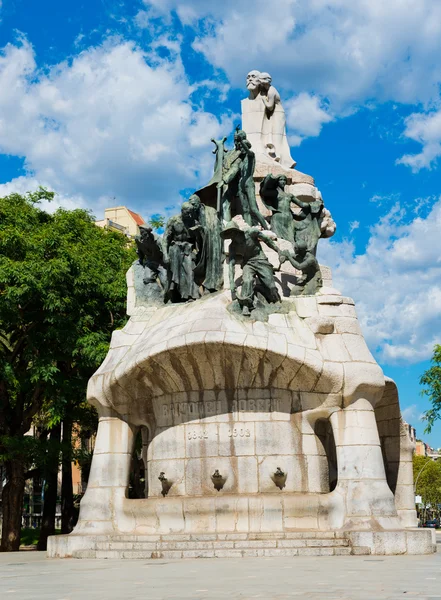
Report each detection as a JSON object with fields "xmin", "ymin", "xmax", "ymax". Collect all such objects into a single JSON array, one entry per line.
[
  {"xmin": 185, "ymin": 427, "xmax": 253, "ymax": 442},
  {"xmin": 228, "ymin": 427, "xmax": 251, "ymax": 438},
  {"xmin": 187, "ymin": 429, "xmax": 209, "ymax": 440},
  {"xmin": 231, "ymin": 399, "xmax": 283, "ymax": 412},
  {"xmin": 157, "ymin": 397, "xmax": 288, "ymax": 426}
]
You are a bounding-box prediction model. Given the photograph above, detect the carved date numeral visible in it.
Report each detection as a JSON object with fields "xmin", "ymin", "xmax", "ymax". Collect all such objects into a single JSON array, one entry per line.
[
  {"xmin": 187, "ymin": 430, "xmax": 209, "ymax": 440},
  {"xmin": 228, "ymin": 428, "xmax": 251, "ymax": 438}
]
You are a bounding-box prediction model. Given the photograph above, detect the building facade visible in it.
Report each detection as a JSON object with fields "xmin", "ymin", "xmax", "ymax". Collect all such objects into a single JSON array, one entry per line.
[{"xmin": 95, "ymin": 206, "xmax": 145, "ymax": 238}]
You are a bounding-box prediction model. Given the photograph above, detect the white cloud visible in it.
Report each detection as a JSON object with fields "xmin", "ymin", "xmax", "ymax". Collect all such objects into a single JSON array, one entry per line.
[
  {"xmin": 319, "ymin": 198, "xmax": 441, "ymax": 364},
  {"xmin": 349, "ymin": 221, "xmax": 360, "ymax": 233},
  {"xmin": 285, "ymin": 93, "xmax": 332, "ymax": 141},
  {"xmin": 0, "ymin": 176, "xmax": 88, "ymax": 214},
  {"xmin": 413, "ymin": 196, "xmax": 434, "ymax": 215},
  {"xmin": 397, "ymin": 109, "xmax": 441, "ymax": 171},
  {"xmin": 402, "ymin": 404, "xmax": 424, "ymax": 423},
  {"xmin": 143, "ymin": 0, "xmax": 441, "ymax": 109},
  {"xmin": 0, "ymin": 38, "xmax": 232, "ymax": 218},
  {"xmin": 370, "ymin": 193, "xmax": 401, "ymax": 205},
  {"xmin": 137, "ymin": 0, "xmax": 441, "ymax": 156}
]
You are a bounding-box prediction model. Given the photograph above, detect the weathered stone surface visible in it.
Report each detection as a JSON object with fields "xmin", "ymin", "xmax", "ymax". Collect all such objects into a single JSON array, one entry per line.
[{"xmin": 49, "ymin": 255, "xmax": 429, "ymax": 558}]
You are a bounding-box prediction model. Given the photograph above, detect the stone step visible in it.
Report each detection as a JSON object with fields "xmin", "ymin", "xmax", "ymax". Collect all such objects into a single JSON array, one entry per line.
[
  {"xmin": 71, "ymin": 534, "xmax": 360, "ymax": 559},
  {"xmin": 352, "ymin": 546, "xmax": 371, "ymax": 555},
  {"xmin": 73, "ymin": 546, "xmax": 354, "ymax": 559},
  {"xmin": 99, "ymin": 531, "xmax": 348, "ymax": 542},
  {"xmin": 94, "ymin": 538, "xmax": 350, "ymax": 552},
  {"xmin": 68, "ymin": 531, "xmax": 374, "ymax": 559}
]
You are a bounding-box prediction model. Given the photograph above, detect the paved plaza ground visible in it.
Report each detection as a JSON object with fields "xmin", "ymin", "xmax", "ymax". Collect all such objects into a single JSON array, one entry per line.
[{"xmin": 0, "ymin": 534, "xmax": 440, "ymax": 600}]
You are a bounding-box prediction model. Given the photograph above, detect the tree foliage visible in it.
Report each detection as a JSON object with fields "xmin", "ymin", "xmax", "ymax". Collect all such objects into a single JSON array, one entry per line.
[
  {"xmin": 421, "ymin": 344, "xmax": 441, "ymax": 433},
  {"xmin": 0, "ymin": 188, "xmax": 135, "ymax": 550},
  {"xmin": 148, "ymin": 214, "xmax": 165, "ymax": 232},
  {"xmin": 413, "ymin": 455, "xmax": 441, "ymax": 513}
]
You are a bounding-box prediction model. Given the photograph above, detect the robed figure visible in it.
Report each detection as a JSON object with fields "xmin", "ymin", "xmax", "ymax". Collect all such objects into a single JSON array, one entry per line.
[
  {"xmin": 188, "ymin": 194, "xmax": 224, "ymax": 293},
  {"xmin": 194, "ymin": 129, "xmax": 268, "ymax": 230},
  {"xmin": 162, "ymin": 203, "xmax": 202, "ymax": 302}
]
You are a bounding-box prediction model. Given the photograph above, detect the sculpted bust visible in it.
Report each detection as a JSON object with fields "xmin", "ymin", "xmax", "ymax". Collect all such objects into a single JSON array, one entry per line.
[
  {"xmin": 246, "ymin": 69, "xmax": 261, "ymax": 99},
  {"xmin": 241, "ymin": 70, "xmax": 296, "ymax": 169}
]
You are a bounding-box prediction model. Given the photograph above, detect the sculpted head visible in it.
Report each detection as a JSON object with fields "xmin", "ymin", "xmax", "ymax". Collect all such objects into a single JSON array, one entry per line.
[
  {"xmin": 259, "ymin": 72, "xmax": 272, "ymax": 91},
  {"xmin": 296, "ymin": 239, "xmax": 308, "ymax": 255},
  {"xmin": 188, "ymin": 194, "xmax": 201, "ymax": 212},
  {"xmin": 277, "ymin": 175, "xmax": 287, "ymax": 189},
  {"xmin": 234, "ymin": 127, "xmax": 247, "ymax": 149},
  {"xmin": 181, "ymin": 201, "xmax": 195, "ymax": 226},
  {"xmin": 139, "ymin": 225, "xmax": 153, "ymax": 241},
  {"xmin": 246, "ymin": 70, "xmax": 261, "ymax": 92}
]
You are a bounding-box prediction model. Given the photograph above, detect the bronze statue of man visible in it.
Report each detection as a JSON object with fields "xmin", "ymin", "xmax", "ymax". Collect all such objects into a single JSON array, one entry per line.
[
  {"xmin": 219, "ymin": 128, "xmax": 269, "ymax": 230},
  {"xmin": 221, "ymin": 221, "xmax": 281, "ymax": 316},
  {"xmin": 280, "ymin": 240, "xmax": 323, "ymax": 296},
  {"xmin": 135, "ymin": 225, "xmax": 167, "ymax": 289},
  {"xmin": 162, "ymin": 203, "xmax": 202, "ymax": 302},
  {"xmin": 188, "ymin": 194, "xmax": 224, "ymax": 293},
  {"xmin": 260, "ymin": 174, "xmax": 332, "ymax": 257}
]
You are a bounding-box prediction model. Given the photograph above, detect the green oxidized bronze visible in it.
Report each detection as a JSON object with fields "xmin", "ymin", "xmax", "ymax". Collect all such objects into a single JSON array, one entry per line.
[
  {"xmin": 221, "ymin": 221, "xmax": 281, "ymax": 316},
  {"xmin": 137, "ymin": 116, "xmax": 334, "ymax": 307},
  {"xmin": 134, "ymin": 225, "xmax": 168, "ymax": 305},
  {"xmin": 280, "ymin": 240, "xmax": 323, "ymax": 297},
  {"xmin": 260, "ymin": 174, "xmax": 326, "ymax": 255},
  {"xmin": 188, "ymin": 194, "xmax": 224, "ymax": 293},
  {"xmin": 194, "ymin": 130, "xmax": 268, "ymax": 229},
  {"xmin": 162, "ymin": 203, "xmax": 202, "ymax": 303}
]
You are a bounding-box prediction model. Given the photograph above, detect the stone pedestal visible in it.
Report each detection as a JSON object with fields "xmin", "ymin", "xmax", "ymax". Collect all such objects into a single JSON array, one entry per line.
[{"xmin": 48, "ymin": 283, "xmax": 435, "ymax": 558}]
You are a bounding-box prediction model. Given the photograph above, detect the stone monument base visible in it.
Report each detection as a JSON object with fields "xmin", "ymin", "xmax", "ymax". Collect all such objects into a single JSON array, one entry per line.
[
  {"xmin": 48, "ymin": 283, "xmax": 435, "ymax": 559},
  {"xmin": 48, "ymin": 528, "xmax": 435, "ymax": 559}
]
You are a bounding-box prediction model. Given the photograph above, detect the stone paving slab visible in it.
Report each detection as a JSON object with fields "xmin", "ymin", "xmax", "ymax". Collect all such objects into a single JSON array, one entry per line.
[{"xmin": 0, "ymin": 535, "xmax": 440, "ymax": 600}]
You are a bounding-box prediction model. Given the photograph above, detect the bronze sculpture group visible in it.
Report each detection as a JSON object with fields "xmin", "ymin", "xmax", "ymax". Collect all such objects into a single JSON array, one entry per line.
[{"xmin": 135, "ymin": 126, "xmax": 335, "ymax": 317}]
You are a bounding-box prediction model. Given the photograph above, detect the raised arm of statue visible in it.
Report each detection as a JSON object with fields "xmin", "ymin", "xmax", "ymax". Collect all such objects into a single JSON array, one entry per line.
[
  {"xmin": 257, "ymin": 230, "xmax": 282, "ymax": 255},
  {"xmin": 280, "ymin": 246, "xmax": 318, "ymax": 273},
  {"xmin": 281, "ymin": 252, "xmax": 303, "ymax": 271},
  {"xmin": 289, "ymin": 194, "xmax": 309, "ymax": 210},
  {"xmin": 239, "ymin": 138, "xmax": 254, "ymax": 156}
]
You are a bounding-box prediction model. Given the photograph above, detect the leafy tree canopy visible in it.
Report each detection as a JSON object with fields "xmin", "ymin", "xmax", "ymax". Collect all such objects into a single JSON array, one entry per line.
[
  {"xmin": 421, "ymin": 344, "xmax": 441, "ymax": 433},
  {"xmin": 0, "ymin": 187, "xmax": 135, "ymax": 448},
  {"xmin": 0, "ymin": 188, "xmax": 135, "ymax": 551},
  {"xmin": 413, "ymin": 455, "xmax": 441, "ymax": 509}
]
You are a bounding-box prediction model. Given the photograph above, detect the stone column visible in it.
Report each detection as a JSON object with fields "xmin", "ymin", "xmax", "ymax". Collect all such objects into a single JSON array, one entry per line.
[
  {"xmin": 74, "ymin": 411, "xmax": 137, "ymax": 535},
  {"xmin": 330, "ymin": 399, "xmax": 400, "ymax": 530},
  {"xmin": 395, "ymin": 420, "xmax": 419, "ymax": 528}
]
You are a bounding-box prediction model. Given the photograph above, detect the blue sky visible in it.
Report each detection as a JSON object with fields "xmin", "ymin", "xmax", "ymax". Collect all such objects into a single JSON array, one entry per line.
[{"xmin": 1, "ymin": 0, "xmax": 441, "ymax": 445}]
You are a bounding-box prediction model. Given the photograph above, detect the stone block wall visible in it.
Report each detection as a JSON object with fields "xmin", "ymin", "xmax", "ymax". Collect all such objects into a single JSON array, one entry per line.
[{"xmin": 48, "ymin": 275, "xmax": 430, "ymax": 557}]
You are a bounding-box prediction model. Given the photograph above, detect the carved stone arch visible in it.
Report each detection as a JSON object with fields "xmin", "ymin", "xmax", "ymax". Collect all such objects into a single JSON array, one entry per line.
[
  {"xmin": 374, "ymin": 376, "xmax": 418, "ymax": 528},
  {"xmin": 375, "ymin": 377, "xmax": 402, "ymax": 494},
  {"xmin": 313, "ymin": 418, "xmax": 338, "ymax": 493}
]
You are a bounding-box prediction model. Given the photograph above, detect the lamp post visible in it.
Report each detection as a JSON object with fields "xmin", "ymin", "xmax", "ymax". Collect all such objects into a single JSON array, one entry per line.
[{"xmin": 415, "ymin": 459, "xmax": 431, "ymax": 491}]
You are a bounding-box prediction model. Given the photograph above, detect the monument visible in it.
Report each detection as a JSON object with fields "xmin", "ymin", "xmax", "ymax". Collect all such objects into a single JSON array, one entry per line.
[{"xmin": 48, "ymin": 72, "xmax": 435, "ymax": 558}]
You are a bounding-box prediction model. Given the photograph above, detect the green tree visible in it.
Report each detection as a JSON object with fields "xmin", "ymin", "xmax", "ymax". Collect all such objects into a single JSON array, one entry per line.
[
  {"xmin": 148, "ymin": 214, "xmax": 165, "ymax": 231},
  {"xmin": 0, "ymin": 189, "xmax": 135, "ymax": 551},
  {"xmin": 421, "ymin": 344, "xmax": 441, "ymax": 433},
  {"xmin": 413, "ymin": 455, "xmax": 441, "ymax": 521}
]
